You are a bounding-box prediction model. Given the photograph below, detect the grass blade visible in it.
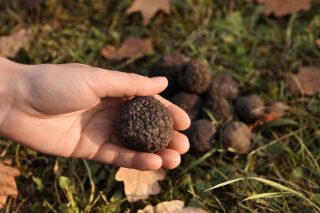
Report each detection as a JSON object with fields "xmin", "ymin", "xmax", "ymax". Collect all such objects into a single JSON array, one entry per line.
[{"xmin": 242, "ymin": 192, "xmax": 290, "ymax": 202}]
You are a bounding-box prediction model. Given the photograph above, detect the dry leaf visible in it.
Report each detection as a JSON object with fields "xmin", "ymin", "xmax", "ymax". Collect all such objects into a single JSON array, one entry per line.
[
  {"xmin": 0, "ymin": 163, "xmax": 20, "ymax": 209},
  {"xmin": 126, "ymin": 0, "xmax": 171, "ymax": 25},
  {"xmin": 101, "ymin": 37, "xmax": 153, "ymax": 61},
  {"xmin": 286, "ymin": 67, "xmax": 320, "ymax": 95},
  {"xmin": 115, "ymin": 167, "xmax": 166, "ymax": 202},
  {"xmin": 137, "ymin": 200, "xmax": 208, "ymax": 213},
  {"xmin": 258, "ymin": 0, "xmax": 311, "ymax": 17},
  {"xmin": 0, "ymin": 28, "xmax": 32, "ymax": 58}
]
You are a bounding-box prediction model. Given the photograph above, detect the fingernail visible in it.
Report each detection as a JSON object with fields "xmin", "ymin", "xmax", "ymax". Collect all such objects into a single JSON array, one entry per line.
[{"xmin": 151, "ymin": 76, "xmax": 167, "ymax": 84}]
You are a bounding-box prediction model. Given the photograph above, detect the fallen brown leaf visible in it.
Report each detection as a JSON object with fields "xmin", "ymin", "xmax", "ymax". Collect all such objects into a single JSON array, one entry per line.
[
  {"xmin": 0, "ymin": 163, "xmax": 20, "ymax": 209},
  {"xmin": 101, "ymin": 37, "xmax": 153, "ymax": 61},
  {"xmin": 137, "ymin": 200, "xmax": 208, "ymax": 213},
  {"xmin": 286, "ymin": 67, "xmax": 320, "ymax": 96},
  {"xmin": 115, "ymin": 167, "xmax": 165, "ymax": 202},
  {"xmin": 0, "ymin": 28, "xmax": 32, "ymax": 58},
  {"xmin": 126, "ymin": 0, "xmax": 171, "ymax": 25},
  {"xmin": 258, "ymin": 0, "xmax": 311, "ymax": 17}
]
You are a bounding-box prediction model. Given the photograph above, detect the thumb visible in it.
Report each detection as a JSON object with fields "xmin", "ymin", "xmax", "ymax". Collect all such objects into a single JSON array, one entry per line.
[{"xmin": 90, "ymin": 69, "xmax": 168, "ymax": 98}]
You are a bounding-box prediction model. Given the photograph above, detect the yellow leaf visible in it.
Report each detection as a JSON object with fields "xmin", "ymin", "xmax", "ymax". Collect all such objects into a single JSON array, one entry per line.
[
  {"xmin": 115, "ymin": 167, "xmax": 165, "ymax": 202},
  {"xmin": 126, "ymin": 0, "xmax": 171, "ymax": 25},
  {"xmin": 0, "ymin": 162, "xmax": 20, "ymax": 209}
]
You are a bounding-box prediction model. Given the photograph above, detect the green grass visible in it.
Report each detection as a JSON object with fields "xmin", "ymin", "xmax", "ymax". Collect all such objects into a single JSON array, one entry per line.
[{"xmin": 1, "ymin": 0, "xmax": 320, "ymax": 212}]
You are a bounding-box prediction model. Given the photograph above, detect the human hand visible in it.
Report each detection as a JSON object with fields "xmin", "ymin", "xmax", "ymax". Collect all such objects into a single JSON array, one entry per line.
[{"xmin": 0, "ymin": 58, "xmax": 190, "ymax": 170}]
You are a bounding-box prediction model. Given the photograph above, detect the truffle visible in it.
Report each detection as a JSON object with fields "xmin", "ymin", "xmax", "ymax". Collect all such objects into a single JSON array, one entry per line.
[
  {"xmin": 114, "ymin": 96, "xmax": 173, "ymax": 153},
  {"xmin": 171, "ymin": 92, "xmax": 202, "ymax": 121},
  {"xmin": 150, "ymin": 54, "xmax": 190, "ymax": 96},
  {"xmin": 235, "ymin": 95, "xmax": 265, "ymax": 123},
  {"xmin": 186, "ymin": 119, "xmax": 217, "ymax": 153},
  {"xmin": 221, "ymin": 121, "xmax": 251, "ymax": 154},
  {"xmin": 179, "ymin": 60, "xmax": 211, "ymax": 94},
  {"xmin": 207, "ymin": 74, "xmax": 239, "ymax": 100},
  {"xmin": 202, "ymin": 95, "xmax": 232, "ymax": 122}
]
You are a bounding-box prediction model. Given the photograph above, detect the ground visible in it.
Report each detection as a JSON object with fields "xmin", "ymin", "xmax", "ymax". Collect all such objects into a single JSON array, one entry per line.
[{"xmin": 0, "ymin": 0, "xmax": 320, "ymax": 212}]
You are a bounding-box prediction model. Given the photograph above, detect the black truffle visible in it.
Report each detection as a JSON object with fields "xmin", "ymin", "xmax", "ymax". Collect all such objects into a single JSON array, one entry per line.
[
  {"xmin": 186, "ymin": 119, "xmax": 217, "ymax": 153},
  {"xmin": 221, "ymin": 121, "xmax": 251, "ymax": 154},
  {"xmin": 235, "ymin": 95, "xmax": 265, "ymax": 123},
  {"xmin": 150, "ymin": 54, "xmax": 190, "ymax": 96},
  {"xmin": 179, "ymin": 60, "xmax": 211, "ymax": 94},
  {"xmin": 171, "ymin": 92, "xmax": 202, "ymax": 121},
  {"xmin": 115, "ymin": 96, "xmax": 173, "ymax": 153},
  {"xmin": 202, "ymin": 95, "xmax": 232, "ymax": 122},
  {"xmin": 207, "ymin": 74, "xmax": 239, "ymax": 100}
]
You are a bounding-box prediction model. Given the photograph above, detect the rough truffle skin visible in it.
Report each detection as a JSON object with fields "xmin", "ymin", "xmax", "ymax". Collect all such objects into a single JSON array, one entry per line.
[
  {"xmin": 202, "ymin": 95, "xmax": 232, "ymax": 122},
  {"xmin": 172, "ymin": 92, "xmax": 202, "ymax": 121},
  {"xmin": 179, "ymin": 60, "xmax": 211, "ymax": 94},
  {"xmin": 186, "ymin": 119, "xmax": 217, "ymax": 153},
  {"xmin": 235, "ymin": 95, "xmax": 265, "ymax": 123},
  {"xmin": 114, "ymin": 96, "xmax": 173, "ymax": 153},
  {"xmin": 207, "ymin": 74, "xmax": 239, "ymax": 100},
  {"xmin": 221, "ymin": 121, "xmax": 251, "ymax": 154},
  {"xmin": 150, "ymin": 54, "xmax": 190, "ymax": 96}
]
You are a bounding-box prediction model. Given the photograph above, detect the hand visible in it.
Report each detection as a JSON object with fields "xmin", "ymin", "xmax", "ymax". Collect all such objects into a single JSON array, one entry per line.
[{"xmin": 0, "ymin": 59, "xmax": 191, "ymax": 171}]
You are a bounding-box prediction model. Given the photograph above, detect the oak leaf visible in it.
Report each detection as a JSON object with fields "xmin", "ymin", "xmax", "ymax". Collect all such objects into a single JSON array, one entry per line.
[
  {"xmin": 137, "ymin": 200, "xmax": 208, "ymax": 213},
  {"xmin": 115, "ymin": 167, "xmax": 166, "ymax": 202},
  {"xmin": 286, "ymin": 67, "xmax": 320, "ymax": 96},
  {"xmin": 101, "ymin": 37, "xmax": 153, "ymax": 61},
  {"xmin": 126, "ymin": 0, "xmax": 171, "ymax": 25},
  {"xmin": 0, "ymin": 163, "xmax": 20, "ymax": 209},
  {"xmin": 258, "ymin": 0, "xmax": 311, "ymax": 17},
  {"xmin": 0, "ymin": 28, "xmax": 32, "ymax": 58}
]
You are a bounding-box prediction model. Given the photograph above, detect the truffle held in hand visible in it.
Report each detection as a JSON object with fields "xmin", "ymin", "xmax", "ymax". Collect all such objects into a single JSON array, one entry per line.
[
  {"xmin": 114, "ymin": 96, "xmax": 173, "ymax": 153},
  {"xmin": 186, "ymin": 119, "xmax": 217, "ymax": 153},
  {"xmin": 179, "ymin": 60, "xmax": 211, "ymax": 94},
  {"xmin": 221, "ymin": 121, "xmax": 252, "ymax": 154}
]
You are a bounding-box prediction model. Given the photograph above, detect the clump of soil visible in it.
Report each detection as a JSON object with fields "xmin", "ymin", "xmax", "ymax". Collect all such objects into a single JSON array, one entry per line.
[
  {"xmin": 150, "ymin": 53, "xmax": 190, "ymax": 96},
  {"xmin": 221, "ymin": 121, "xmax": 252, "ymax": 154},
  {"xmin": 114, "ymin": 96, "xmax": 173, "ymax": 153},
  {"xmin": 186, "ymin": 119, "xmax": 217, "ymax": 153},
  {"xmin": 179, "ymin": 60, "xmax": 211, "ymax": 94},
  {"xmin": 235, "ymin": 95, "xmax": 265, "ymax": 123},
  {"xmin": 207, "ymin": 74, "xmax": 239, "ymax": 100},
  {"xmin": 202, "ymin": 95, "xmax": 232, "ymax": 122},
  {"xmin": 172, "ymin": 92, "xmax": 202, "ymax": 121}
]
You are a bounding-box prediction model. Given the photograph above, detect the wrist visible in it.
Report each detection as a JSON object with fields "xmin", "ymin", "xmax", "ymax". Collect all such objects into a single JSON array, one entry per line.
[{"xmin": 0, "ymin": 58, "xmax": 22, "ymax": 135}]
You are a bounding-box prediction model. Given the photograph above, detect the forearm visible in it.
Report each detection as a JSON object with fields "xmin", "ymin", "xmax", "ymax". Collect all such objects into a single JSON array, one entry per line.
[{"xmin": 0, "ymin": 58, "xmax": 20, "ymax": 134}]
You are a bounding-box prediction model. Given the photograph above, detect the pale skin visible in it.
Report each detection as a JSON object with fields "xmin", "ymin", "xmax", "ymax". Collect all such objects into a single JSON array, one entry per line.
[{"xmin": 0, "ymin": 57, "xmax": 190, "ymax": 171}]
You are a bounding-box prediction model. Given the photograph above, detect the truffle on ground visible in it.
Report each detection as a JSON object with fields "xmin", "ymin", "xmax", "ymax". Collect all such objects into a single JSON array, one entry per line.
[
  {"xmin": 171, "ymin": 92, "xmax": 202, "ymax": 121},
  {"xmin": 235, "ymin": 95, "xmax": 265, "ymax": 123},
  {"xmin": 149, "ymin": 53, "xmax": 190, "ymax": 96},
  {"xmin": 207, "ymin": 74, "xmax": 239, "ymax": 100},
  {"xmin": 186, "ymin": 119, "xmax": 217, "ymax": 153},
  {"xmin": 221, "ymin": 121, "xmax": 251, "ymax": 154},
  {"xmin": 114, "ymin": 96, "xmax": 173, "ymax": 153},
  {"xmin": 202, "ymin": 95, "xmax": 232, "ymax": 122},
  {"xmin": 179, "ymin": 60, "xmax": 211, "ymax": 94}
]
